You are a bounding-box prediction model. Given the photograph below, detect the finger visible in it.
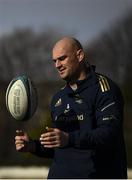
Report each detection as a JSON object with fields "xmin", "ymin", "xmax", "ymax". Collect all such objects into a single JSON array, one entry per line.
[
  {"xmin": 15, "ymin": 140, "xmax": 24, "ymax": 145},
  {"xmin": 40, "ymin": 128, "xmax": 57, "ymax": 137},
  {"xmin": 41, "ymin": 140, "xmax": 57, "ymax": 145},
  {"xmin": 15, "ymin": 136, "xmax": 23, "ymax": 140},
  {"xmin": 44, "ymin": 144, "xmax": 59, "ymax": 148},
  {"xmin": 15, "ymin": 136, "xmax": 25, "ymax": 141},
  {"xmin": 15, "ymin": 139, "xmax": 26, "ymax": 146},
  {"xmin": 45, "ymin": 126, "xmax": 49, "ymax": 131},
  {"xmin": 40, "ymin": 136, "xmax": 55, "ymax": 142},
  {"xmin": 46, "ymin": 127, "xmax": 54, "ymax": 132},
  {"xmin": 40, "ymin": 132, "xmax": 56, "ymax": 138},
  {"xmin": 16, "ymin": 144, "xmax": 24, "ymax": 151}
]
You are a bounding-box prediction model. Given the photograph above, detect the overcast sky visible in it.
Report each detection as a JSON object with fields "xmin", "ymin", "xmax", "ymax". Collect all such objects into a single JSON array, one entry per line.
[{"xmin": 0, "ymin": 0, "xmax": 132, "ymax": 43}]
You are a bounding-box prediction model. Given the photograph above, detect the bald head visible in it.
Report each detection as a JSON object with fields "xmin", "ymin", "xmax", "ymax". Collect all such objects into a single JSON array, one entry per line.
[
  {"xmin": 52, "ymin": 37, "xmax": 86, "ymax": 82},
  {"xmin": 53, "ymin": 37, "xmax": 83, "ymax": 53}
]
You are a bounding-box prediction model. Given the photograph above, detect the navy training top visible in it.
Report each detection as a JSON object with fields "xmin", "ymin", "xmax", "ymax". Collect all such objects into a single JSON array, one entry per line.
[{"xmin": 34, "ymin": 66, "xmax": 127, "ymax": 179}]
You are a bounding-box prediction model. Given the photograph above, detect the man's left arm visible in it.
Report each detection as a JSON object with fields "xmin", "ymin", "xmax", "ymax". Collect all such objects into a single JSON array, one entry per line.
[{"xmin": 68, "ymin": 84, "xmax": 124, "ymax": 150}]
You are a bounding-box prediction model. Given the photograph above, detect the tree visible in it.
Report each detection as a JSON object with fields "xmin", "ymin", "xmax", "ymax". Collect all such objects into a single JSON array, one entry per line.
[{"xmin": 85, "ymin": 11, "xmax": 132, "ymax": 167}]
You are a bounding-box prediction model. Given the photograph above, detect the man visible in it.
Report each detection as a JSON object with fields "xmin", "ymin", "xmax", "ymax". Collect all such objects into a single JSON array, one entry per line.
[{"xmin": 15, "ymin": 37, "xmax": 127, "ymax": 179}]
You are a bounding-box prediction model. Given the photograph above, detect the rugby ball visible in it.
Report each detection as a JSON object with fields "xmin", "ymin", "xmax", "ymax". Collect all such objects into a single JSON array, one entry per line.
[{"xmin": 6, "ymin": 75, "xmax": 37, "ymax": 121}]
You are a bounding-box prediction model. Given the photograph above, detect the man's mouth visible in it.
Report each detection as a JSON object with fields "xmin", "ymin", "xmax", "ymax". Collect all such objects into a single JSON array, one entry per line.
[{"xmin": 58, "ymin": 68, "xmax": 66, "ymax": 75}]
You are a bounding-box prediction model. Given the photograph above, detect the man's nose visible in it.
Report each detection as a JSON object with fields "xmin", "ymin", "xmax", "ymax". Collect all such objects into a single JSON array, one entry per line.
[{"xmin": 55, "ymin": 60, "xmax": 61, "ymax": 68}]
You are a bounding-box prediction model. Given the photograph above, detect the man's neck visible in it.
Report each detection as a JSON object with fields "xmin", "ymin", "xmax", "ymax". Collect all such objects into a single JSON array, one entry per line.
[{"xmin": 69, "ymin": 67, "xmax": 88, "ymax": 90}]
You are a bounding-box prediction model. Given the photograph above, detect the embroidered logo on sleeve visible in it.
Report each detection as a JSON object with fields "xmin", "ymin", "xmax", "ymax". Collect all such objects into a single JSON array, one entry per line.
[
  {"xmin": 99, "ymin": 75, "xmax": 110, "ymax": 92},
  {"xmin": 103, "ymin": 115, "xmax": 116, "ymax": 121}
]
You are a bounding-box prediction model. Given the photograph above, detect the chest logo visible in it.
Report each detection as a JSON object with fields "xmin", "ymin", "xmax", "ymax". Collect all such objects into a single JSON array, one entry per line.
[
  {"xmin": 75, "ymin": 98, "xmax": 83, "ymax": 104},
  {"xmin": 74, "ymin": 94, "xmax": 83, "ymax": 104},
  {"xmin": 55, "ymin": 98, "xmax": 62, "ymax": 107},
  {"xmin": 77, "ymin": 114, "xmax": 84, "ymax": 121},
  {"xmin": 64, "ymin": 104, "xmax": 70, "ymax": 113}
]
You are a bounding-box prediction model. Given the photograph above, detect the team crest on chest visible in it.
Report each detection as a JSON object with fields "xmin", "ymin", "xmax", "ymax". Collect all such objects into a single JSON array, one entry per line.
[
  {"xmin": 74, "ymin": 94, "xmax": 83, "ymax": 104},
  {"xmin": 64, "ymin": 104, "xmax": 70, "ymax": 113},
  {"xmin": 75, "ymin": 98, "xmax": 83, "ymax": 104}
]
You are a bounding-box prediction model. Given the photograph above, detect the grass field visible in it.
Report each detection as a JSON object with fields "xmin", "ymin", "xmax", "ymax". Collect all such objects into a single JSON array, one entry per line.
[
  {"xmin": 0, "ymin": 166, "xmax": 131, "ymax": 179},
  {"xmin": 0, "ymin": 166, "xmax": 49, "ymax": 179}
]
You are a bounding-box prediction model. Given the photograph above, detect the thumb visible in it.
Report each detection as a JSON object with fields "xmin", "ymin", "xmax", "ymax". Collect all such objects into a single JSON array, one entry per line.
[{"xmin": 46, "ymin": 127, "xmax": 54, "ymax": 132}]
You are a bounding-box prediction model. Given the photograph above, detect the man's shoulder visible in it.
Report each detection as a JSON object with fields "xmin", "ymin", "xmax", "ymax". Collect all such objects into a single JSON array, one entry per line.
[
  {"xmin": 95, "ymin": 73, "xmax": 120, "ymax": 92},
  {"xmin": 54, "ymin": 84, "xmax": 66, "ymax": 96},
  {"xmin": 94, "ymin": 73, "xmax": 123, "ymax": 102}
]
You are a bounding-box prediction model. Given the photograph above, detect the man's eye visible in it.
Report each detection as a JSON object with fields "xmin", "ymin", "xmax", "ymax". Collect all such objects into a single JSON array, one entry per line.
[{"xmin": 59, "ymin": 56, "xmax": 67, "ymax": 61}]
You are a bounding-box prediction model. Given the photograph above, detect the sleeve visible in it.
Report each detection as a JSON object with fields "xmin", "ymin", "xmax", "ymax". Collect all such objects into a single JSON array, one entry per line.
[
  {"xmin": 69, "ymin": 80, "xmax": 124, "ymax": 150},
  {"xmin": 32, "ymin": 140, "xmax": 54, "ymax": 158}
]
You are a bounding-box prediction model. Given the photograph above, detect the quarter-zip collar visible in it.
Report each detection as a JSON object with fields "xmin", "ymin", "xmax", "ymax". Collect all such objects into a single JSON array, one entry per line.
[{"xmin": 62, "ymin": 65, "xmax": 98, "ymax": 95}]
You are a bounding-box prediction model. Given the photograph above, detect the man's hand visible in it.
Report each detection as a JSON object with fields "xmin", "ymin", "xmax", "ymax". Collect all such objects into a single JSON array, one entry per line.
[
  {"xmin": 15, "ymin": 130, "xmax": 35, "ymax": 153},
  {"xmin": 39, "ymin": 128, "xmax": 69, "ymax": 148}
]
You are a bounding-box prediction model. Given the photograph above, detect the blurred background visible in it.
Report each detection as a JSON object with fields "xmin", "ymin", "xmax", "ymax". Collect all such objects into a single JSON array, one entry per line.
[{"xmin": 0, "ymin": 0, "xmax": 132, "ymax": 178}]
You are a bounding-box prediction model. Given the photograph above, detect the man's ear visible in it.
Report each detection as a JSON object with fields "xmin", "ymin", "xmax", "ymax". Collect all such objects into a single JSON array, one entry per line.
[{"xmin": 77, "ymin": 49, "xmax": 85, "ymax": 62}]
